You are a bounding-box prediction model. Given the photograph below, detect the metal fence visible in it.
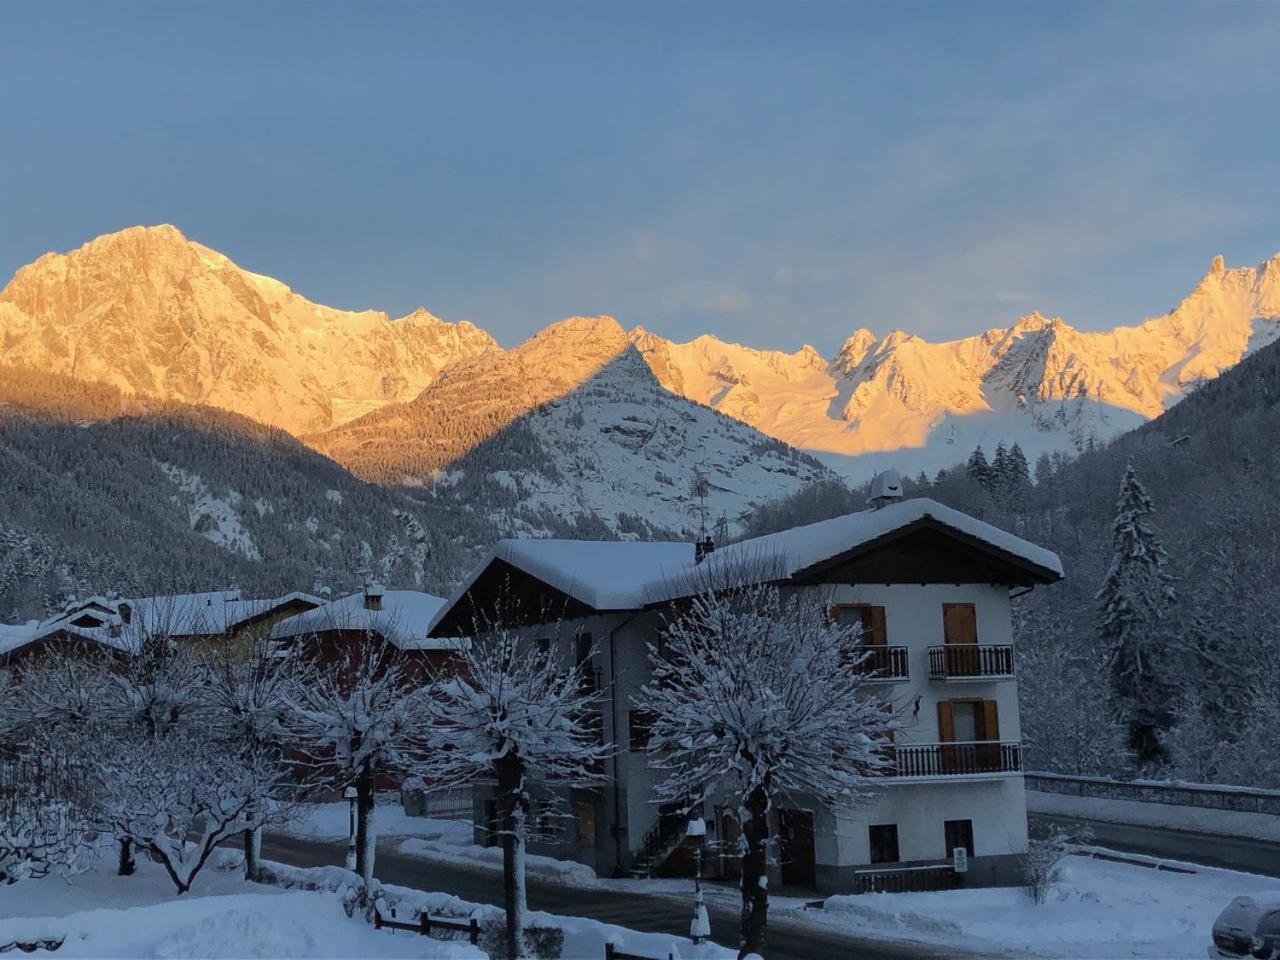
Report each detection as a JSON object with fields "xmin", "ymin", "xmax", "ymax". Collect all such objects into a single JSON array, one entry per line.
[
  {"xmin": 401, "ymin": 783, "xmax": 473, "ymax": 821},
  {"xmin": 1026, "ymin": 772, "xmax": 1280, "ymax": 816}
]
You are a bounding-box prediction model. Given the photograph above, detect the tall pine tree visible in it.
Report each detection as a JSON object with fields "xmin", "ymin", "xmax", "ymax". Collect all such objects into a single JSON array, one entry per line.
[
  {"xmin": 966, "ymin": 446, "xmax": 991, "ymax": 490},
  {"xmin": 1097, "ymin": 462, "xmax": 1176, "ymax": 765}
]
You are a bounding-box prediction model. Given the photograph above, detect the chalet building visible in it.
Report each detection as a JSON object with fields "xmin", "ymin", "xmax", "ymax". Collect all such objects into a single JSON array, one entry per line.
[
  {"xmin": 0, "ymin": 589, "xmax": 323, "ymax": 670},
  {"xmin": 426, "ymin": 484, "xmax": 1063, "ymax": 893},
  {"xmin": 269, "ymin": 583, "xmax": 452, "ymax": 681}
]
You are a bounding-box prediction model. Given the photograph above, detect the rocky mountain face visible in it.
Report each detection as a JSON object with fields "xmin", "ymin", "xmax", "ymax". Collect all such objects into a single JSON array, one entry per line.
[
  {"xmin": 631, "ymin": 253, "xmax": 1280, "ymax": 477},
  {"xmin": 313, "ymin": 316, "xmax": 835, "ymax": 539},
  {"xmin": 0, "ymin": 225, "xmax": 496, "ymax": 434}
]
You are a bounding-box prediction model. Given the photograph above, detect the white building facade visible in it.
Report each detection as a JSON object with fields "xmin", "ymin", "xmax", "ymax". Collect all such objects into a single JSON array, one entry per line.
[{"xmin": 426, "ymin": 496, "xmax": 1062, "ymax": 893}]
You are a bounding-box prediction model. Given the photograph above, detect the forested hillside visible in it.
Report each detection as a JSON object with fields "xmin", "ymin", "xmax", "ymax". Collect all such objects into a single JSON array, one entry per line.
[
  {"xmin": 0, "ymin": 368, "xmax": 494, "ymax": 619},
  {"xmin": 740, "ymin": 336, "xmax": 1280, "ymax": 788}
]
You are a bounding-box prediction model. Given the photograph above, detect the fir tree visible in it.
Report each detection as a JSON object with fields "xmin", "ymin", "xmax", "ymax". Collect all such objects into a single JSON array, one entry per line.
[
  {"xmin": 966, "ymin": 446, "xmax": 991, "ymax": 490},
  {"xmin": 992, "ymin": 442, "xmax": 1010, "ymax": 493},
  {"xmin": 1097, "ymin": 462, "xmax": 1176, "ymax": 764}
]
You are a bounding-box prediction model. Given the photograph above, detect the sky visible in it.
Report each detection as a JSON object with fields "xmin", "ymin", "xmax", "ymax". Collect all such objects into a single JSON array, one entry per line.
[{"xmin": 2, "ymin": 1, "xmax": 1279, "ymax": 353}]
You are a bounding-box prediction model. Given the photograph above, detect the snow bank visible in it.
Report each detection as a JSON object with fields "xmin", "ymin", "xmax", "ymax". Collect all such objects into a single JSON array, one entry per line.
[
  {"xmin": 396, "ymin": 837, "xmax": 600, "ymax": 887},
  {"xmin": 276, "ymin": 800, "xmax": 472, "ymax": 843},
  {"xmin": 797, "ymin": 853, "xmax": 1280, "ymax": 959},
  {"xmin": 0, "ymin": 890, "xmax": 482, "ymax": 959}
]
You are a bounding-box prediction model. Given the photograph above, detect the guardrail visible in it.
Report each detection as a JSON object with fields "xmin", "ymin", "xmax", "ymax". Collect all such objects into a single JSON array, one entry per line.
[
  {"xmin": 857, "ymin": 645, "xmax": 910, "ymax": 681},
  {"xmin": 927, "ymin": 644, "xmax": 1015, "ymax": 679},
  {"xmin": 1025, "ymin": 772, "xmax": 1280, "ymax": 816},
  {"xmin": 888, "ymin": 742, "xmax": 1021, "ymax": 778}
]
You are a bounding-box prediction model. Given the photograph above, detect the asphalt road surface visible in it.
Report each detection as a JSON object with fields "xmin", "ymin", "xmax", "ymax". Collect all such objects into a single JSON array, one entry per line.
[
  {"xmin": 259, "ymin": 833, "xmax": 985, "ymax": 960},
  {"xmin": 1030, "ymin": 812, "xmax": 1280, "ymax": 878}
]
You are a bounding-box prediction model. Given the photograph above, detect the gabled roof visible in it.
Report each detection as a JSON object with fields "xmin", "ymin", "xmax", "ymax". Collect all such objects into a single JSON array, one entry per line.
[
  {"xmin": 270, "ymin": 589, "xmax": 452, "ymax": 651},
  {"xmin": 426, "ymin": 497, "xmax": 1063, "ymax": 636}
]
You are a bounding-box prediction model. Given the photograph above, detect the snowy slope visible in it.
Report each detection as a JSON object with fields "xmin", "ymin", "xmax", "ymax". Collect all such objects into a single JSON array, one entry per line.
[
  {"xmin": 632, "ymin": 253, "xmax": 1280, "ymax": 478},
  {"xmin": 0, "ymin": 225, "xmax": 496, "ymax": 434},
  {"xmin": 315, "ymin": 316, "xmax": 835, "ymax": 538}
]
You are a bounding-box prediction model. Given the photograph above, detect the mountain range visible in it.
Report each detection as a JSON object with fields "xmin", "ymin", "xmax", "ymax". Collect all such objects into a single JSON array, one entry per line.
[{"xmin": 4, "ymin": 225, "xmax": 1278, "ymax": 481}]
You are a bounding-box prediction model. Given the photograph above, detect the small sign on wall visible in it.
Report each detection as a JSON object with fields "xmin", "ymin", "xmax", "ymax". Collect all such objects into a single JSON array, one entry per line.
[{"xmin": 952, "ymin": 847, "xmax": 969, "ymax": 874}]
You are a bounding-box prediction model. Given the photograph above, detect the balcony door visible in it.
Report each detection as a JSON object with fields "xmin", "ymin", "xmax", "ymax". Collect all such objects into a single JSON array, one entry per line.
[
  {"xmin": 833, "ymin": 604, "xmax": 889, "ymax": 674},
  {"xmin": 938, "ymin": 699, "xmax": 1000, "ymax": 772},
  {"xmin": 942, "ymin": 603, "xmax": 979, "ymax": 676}
]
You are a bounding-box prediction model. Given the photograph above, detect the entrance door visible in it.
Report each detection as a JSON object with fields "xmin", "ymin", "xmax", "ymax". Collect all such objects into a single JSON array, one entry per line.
[
  {"xmin": 778, "ymin": 809, "xmax": 816, "ymax": 888},
  {"xmin": 943, "ymin": 603, "xmax": 979, "ymax": 675}
]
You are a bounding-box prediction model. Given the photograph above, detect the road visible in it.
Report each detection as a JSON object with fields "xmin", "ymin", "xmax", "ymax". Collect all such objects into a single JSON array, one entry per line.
[
  {"xmin": 1030, "ymin": 812, "xmax": 1280, "ymax": 878},
  {"xmin": 259, "ymin": 833, "xmax": 977, "ymax": 960}
]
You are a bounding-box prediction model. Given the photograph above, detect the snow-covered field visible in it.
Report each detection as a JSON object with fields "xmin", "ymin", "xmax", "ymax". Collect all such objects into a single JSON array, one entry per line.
[
  {"xmin": 277, "ymin": 798, "xmax": 473, "ymax": 845},
  {"xmin": 0, "ymin": 853, "xmax": 479, "ymax": 959},
  {"xmin": 785, "ymin": 853, "xmax": 1280, "ymax": 959}
]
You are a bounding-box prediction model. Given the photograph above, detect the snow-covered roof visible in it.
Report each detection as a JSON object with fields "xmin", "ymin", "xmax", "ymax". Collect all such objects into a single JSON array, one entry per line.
[
  {"xmin": 270, "ymin": 589, "xmax": 450, "ymax": 651},
  {"xmin": 427, "ymin": 497, "xmax": 1063, "ymax": 634},
  {"xmin": 2, "ymin": 590, "xmax": 323, "ymax": 659}
]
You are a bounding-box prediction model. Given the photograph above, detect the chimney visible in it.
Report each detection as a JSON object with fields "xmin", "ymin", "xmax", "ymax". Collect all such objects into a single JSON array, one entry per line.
[
  {"xmin": 363, "ymin": 582, "xmax": 385, "ymax": 611},
  {"xmin": 867, "ymin": 468, "xmax": 904, "ymax": 510},
  {"xmin": 118, "ymin": 601, "xmax": 132, "ymax": 624},
  {"xmin": 694, "ymin": 535, "xmax": 715, "ymax": 564}
]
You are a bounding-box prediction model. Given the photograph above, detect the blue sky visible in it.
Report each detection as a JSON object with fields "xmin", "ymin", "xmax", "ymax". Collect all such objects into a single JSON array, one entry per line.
[{"xmin": 2, "ymin": 2, "xmax": 1278, "ymax": 352}]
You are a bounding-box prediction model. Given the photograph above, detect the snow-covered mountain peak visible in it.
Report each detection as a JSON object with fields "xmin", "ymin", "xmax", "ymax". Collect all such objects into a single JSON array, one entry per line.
[{"xmin": 0, "ymin": 226, "xmax": 495, "ymax": 434}]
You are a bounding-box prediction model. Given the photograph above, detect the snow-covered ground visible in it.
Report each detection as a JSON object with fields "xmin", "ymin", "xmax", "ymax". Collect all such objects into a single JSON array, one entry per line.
[
  {"xmin": 276, "ymin": 798, "xmax": 472, "ymax": 845},
  {"xmin": 783, "ymin": 853, "xmax": 1280, "ymax": 959},
  {"xmin": 397, "ymin": 837, "xmax": 600, "ymax": 887},
  {"xmin": 0, "ymin": 852, "xmax": 478, "ymax": 959}
]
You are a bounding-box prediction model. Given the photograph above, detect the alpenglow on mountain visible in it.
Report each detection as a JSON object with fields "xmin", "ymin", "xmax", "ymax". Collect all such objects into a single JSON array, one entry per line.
[{"xmin": 3, "ymin": 226, "xmax": 1279, "ymax": 477}]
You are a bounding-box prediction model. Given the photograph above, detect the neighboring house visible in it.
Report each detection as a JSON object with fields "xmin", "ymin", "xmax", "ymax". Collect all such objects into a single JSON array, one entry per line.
[
  {"xmin": 268, "ymin": 583, "xmax": 452, "ymax": 680},
  {"xmin": 0, "ymin": 589, "xmax": 323, "ymax": 670},
  {"xmin": 426, "ymin": 487, "xmax": 1063, "ymax": 893}
]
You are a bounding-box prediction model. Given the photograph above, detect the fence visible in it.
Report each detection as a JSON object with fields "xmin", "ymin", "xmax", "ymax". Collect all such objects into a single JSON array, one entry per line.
[
  {"xmin": 852, "ymin": 864, "xmax": 961, "ymax": 894},
  {"xmin": 373, "ymin": 907, "xmax": 480, "ymax": 944},
  {"xmin": 1025, "ymin": 772, "xmax": 1280, "ymax": 816},
  {"xmin": 604, "ymin": 943, "xmax": 678, "ymax": 960},
  {"xmin": 401, "ymin": 783, "xmax": 473, "ymax": 821},
  {"xmin": 888, "ymin": 742, "xmax": 1022, "ymax": 777}
]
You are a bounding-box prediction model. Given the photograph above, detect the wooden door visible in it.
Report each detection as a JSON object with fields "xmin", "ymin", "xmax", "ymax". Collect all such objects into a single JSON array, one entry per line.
[
  {"xmin": 577, "ymin": 802, "xmax": 596, "ymax": 846},
  {"xmin": 943, "ymin": 603, "xmax": 978, "ymax": 675},
  {"xmin": 778, "ymin": 809, "xmax": 816, "ymax": 888}
]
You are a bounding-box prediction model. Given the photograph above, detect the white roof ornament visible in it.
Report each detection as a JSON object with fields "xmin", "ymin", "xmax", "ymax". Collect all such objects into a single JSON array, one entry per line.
[{"xmin": 868, "ymin": 468, "xmax": 904, "ymax": 509}]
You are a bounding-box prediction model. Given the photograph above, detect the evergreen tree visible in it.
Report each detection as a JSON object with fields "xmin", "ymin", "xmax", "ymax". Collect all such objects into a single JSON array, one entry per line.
[
  {"xmin": 992, "ymin": 442, "xmax": 1010, "ymax": 493},
  {"xmin": 966, "ymin": 446, "xmax": 991, "ymax": 489},
  {"xmin": 1097, "ymin": 462, "xmax": 1176, "ymax": 764},
  {"xmin": 1033, "ymin": 452, "xmax": 1054, "ymax": 488}
]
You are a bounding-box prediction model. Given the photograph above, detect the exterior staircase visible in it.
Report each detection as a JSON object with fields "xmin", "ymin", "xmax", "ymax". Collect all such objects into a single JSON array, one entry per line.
[{"xmin": 626, "ymin": 815, "xmax": 690, "ymax": 878}]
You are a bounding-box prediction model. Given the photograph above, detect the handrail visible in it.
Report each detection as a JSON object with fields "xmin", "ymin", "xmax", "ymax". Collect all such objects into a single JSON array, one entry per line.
[
  {"xmin": 927, "ymin": 644, "xmax": 1015, "ymax": 678},
  {"xmin": 855, "ymin": 645, "xmax": 910, "ymax": 681},
  {"xmin": 887, "ymin": 741, "xmax": 1021, "ymax": 777}
]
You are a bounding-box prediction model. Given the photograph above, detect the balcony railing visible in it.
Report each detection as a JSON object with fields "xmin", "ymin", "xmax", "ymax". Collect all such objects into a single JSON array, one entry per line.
[
  {"xmin": 885, "ymin": 741, "xmax": 1022, "ymax": 778},
  {"xmin": 927, "ymin": 644, "xmax": 1015, "ymax": 680},
  {"xmin": 854, "ymin": 645, "xmax": 910, "ymax": 682}
]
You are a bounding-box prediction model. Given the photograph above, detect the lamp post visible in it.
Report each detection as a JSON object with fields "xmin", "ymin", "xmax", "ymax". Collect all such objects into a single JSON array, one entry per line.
[
  {"xmin": 687, "ymin": 817, "xmax": 709, "ymax": 944},
  {"xmin": 344, "ymin": 785, "xmax": 359, "ymax": 871}
]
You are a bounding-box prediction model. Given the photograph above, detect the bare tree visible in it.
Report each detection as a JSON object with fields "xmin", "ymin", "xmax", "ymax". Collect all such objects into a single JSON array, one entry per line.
[
  {"xmin": 636, "ymin": 566, "xmax": 897, "ymax": 960},
  {"xmin": 282, "ymin": 639, "xmax": 425, "ymax": 885},
  {"xmin": 417, "ymin": 602, "xmax": 611, "ymax": 960}
]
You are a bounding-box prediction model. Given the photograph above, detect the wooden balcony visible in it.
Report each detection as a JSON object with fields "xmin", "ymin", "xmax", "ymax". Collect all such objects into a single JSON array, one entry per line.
[
  {"xmin": 854, "ymin": 645, "xmax": 910, "ymax": 683},
  {"xmin": 927, "ymin": 644, "xmax": 1015, "ymax": 680},
  {"xmin": 884, "ymin": 741, "xmax": 1021, "ymax": 779}
]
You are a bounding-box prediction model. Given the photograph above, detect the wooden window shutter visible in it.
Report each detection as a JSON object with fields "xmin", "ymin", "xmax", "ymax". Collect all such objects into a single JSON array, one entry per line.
[
  {"xmin": 869, "ymin": 606, "xmax": 888, "ymax": 647},
  {"xmin": 982, "ymin": 700, "xmax": 1000, "ymax": 741},
  {"xmin": 937, "ymin": 701, "xmax": 956, "ymax": 743},
  {"xmin": 943, "ymin": 604, "xmax": 977, "ymax": 645}
]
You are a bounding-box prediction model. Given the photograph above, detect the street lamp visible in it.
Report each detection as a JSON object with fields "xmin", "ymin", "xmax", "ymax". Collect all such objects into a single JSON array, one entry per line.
[
  {"xmin": 344, "ymin": 785, "xmax": 359, "ymax": 871},
  {"xmin": 687, "ymin": 817, "xmax": 710, "ymax": 944}
]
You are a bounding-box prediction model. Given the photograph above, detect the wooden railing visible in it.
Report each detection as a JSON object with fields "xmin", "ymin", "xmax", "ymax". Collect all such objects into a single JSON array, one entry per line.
[
  {"xmin": 887, "ymin": 741, "xmax": 1021, "ymax": 778},
  {"xmin": 927, "ymin": 645, "xmax": 1015, "ymax": 679},
  {"xmin": 853, "ymin": 864, "xmax": 961, "ymax": 894},
  {"xmin": 374, "ymin": 907, "xmax": 480, "ymax": 944},
  {"xmin": 856, "ymin": 645, "xmax": 910, "ymax": 681}
]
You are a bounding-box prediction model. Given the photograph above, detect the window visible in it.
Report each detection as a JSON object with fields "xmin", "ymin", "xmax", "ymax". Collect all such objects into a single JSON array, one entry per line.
[
  {"xmin": 629, "ymin": 709, "xmax": 656, "ymax": 752},
  {"xmin": 937, "ymin": 700, "xmax": 999, "ymax": 742},
  {"xmin": 868, "ymin": 823, "xmax": 900, "ymax": 864},
  {"xmin": 832, "ymin": 604, "xmax": 887, "ymax": 646},
  {"xmin": 575, "ymin": 632, "xmax": 593, "ymax": 666},
  {"xmin": 944, "ymin": 819, "xmax": 974, "ymax": 858}
]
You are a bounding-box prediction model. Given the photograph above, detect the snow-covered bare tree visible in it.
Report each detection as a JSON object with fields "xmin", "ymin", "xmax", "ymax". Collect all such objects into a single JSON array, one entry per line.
[
  {"xmin": 636, "ymin": 562, "xmax": 898, "ymax": 959},
  {"xmin": 199, "ymin": 638, "xmax": 297, "ymax": 881},
  {"xmin": 282, "ymin": 639, "xmax": 426, "ymax": 885},
  {"xmin": 0, "ymin": 757, "xmax": 95, "ymax": 885},
  {"xmin": 417, "ymin": 599, "xmax": 611, "ymax": 960},
  {"xmin": 1097, "ymin": 462, "xmax": 1176, "ymax": 764}
]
